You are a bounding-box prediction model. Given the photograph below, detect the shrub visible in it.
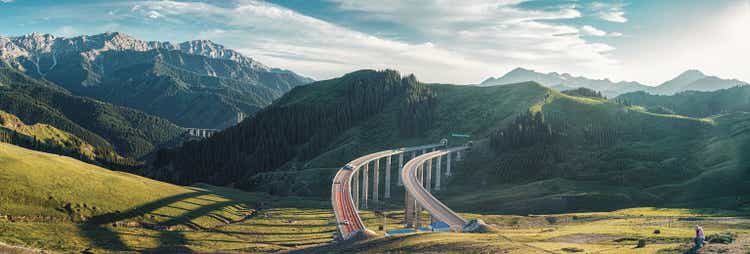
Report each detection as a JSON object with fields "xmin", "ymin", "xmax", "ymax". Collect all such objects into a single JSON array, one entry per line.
[
  {"xmin": 545, "ymin": 216, "xmax": 558, "ymax": 224},
  {"xmin": 636, "ymin": 239, "xmax": 647, "ymax": 248},
  {"xmin": 653, "ymin": 229, "xmax": 661, "ymax": 234},
  {"xmin": 561, "ymin": 247, "xmax": 585, "ymax": 252},
  {"xmin": 706, "ymin": 232, "xmax": 736, "ymax": 244}
]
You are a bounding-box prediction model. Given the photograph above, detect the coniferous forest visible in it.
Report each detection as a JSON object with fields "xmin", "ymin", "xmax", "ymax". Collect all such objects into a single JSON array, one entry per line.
[{"xmin": 149, "ymin": 70, "xmax": 434, "ymax": 188}]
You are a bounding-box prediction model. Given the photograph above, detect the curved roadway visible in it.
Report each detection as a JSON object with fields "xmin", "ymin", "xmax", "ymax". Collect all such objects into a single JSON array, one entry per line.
[
  {"xmin": 401, "ymin": 146, "xmax": 470, "ymax": 229},
  {"xmin": 332, "ymin": 144, "xmax": 444, "ymax": 240}
]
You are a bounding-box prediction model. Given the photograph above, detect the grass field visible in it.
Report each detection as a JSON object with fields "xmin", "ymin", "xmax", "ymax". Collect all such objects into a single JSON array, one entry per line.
[
  {"xmin": 304, "ymin": 206, "xmax": 750, "ymax": 254},
  {"xmin": 0, "ymin": 143, "xmax": 336, "ymax": 253},
  {"xmin": 1, "ymin": 142, "xmax": 749, "ymax": 253}
]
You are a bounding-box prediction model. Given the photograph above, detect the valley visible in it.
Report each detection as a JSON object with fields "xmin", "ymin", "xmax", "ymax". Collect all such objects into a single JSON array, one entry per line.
[{"xmin": 1, "ymin": 2, "xmax": 750, "ymax": 251}]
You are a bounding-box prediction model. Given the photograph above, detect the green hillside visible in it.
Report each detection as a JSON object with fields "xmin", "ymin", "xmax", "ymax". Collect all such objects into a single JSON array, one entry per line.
[
  {"xmin": 0, "ymin": 64, "xmax": 184, "ymax": 161},
  {"xmin": 0, "ymin": 142, "xmax": 336, "ymax": 253},
  {"xmin": 1, "ymin": 109, "xmax": 97, "ymax": 160},
  {"xmin": 441, "ymin": 89, "xmax": 749, "ymax": 214},
  {"xmin": 148, "ymin": 70, "xmax": 548, "ymax": 195},
  {"xmin": 617, "ymin": 85, "xmax": 750, "ymax": 117},
  {"xmin": 149, "ymin": 69, "xmax": 749, "ymax": 213},
  {"xmin": 3, "ymin": 141, "xmax": 747, "ymax": 254}
]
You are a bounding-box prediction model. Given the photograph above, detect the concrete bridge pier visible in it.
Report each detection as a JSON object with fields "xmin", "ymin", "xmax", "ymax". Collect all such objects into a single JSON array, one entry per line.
[
  {"xmin": 435, "ymin": 155, "xmax": 442, "ymax": 190},
  {"xmin": 353, "ymin": 170, "xmax": 359, "ymax": 209},
  {"xmin": 385, "ymin": 155, "xmax": 392, "ymax": 199},
  {"xmin": 373, "ymin": 159, "xmax": 380, "ymax": 203},
  {"xmin": 446, "ymin": 152, "xmax": 452, "ymax": 177},
  {"xmin": 362, "ymin": 163, "xmax": 369, "ymax": 209},
  {"xmin": 397, "ymin": 153, "xmax": 404, "ymax": 186},
  {"xmin": 425, "ymin": 158, "xmax": 432, "ymax": 192},
  {"xmin": 415, "ymin": 163, "xmax": 424, "ymax": 229},
  {"xmin": 405, "ymin": 191, "xmax": 415, "ymax": 228}
]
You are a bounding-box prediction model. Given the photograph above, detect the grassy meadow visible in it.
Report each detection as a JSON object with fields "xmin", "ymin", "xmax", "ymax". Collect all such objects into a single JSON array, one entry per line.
[{"xmin": 1, "ymin": 142, "xmax": 748, "ymax": 253}]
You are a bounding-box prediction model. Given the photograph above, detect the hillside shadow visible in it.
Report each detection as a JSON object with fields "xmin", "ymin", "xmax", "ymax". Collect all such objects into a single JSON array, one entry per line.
[{"xmin": 78, "ymin": 189, "xmax": 248, "ymax": 252}]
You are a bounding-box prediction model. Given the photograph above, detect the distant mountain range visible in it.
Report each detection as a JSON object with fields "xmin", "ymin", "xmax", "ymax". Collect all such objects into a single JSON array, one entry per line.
[
  {"xmin": 0, "ymin": 32, "xmax": 313, "ymax": 129},
  {"xmin": 647, "ymin": 69, "xmax": 748, "ymax": 95},
  {"xmin": 481, "ymin": 67, "xmax": 748, "ymax": 97}
]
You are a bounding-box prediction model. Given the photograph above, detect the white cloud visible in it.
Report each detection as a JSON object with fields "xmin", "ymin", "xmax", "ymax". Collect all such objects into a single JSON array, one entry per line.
[
  {"xmin": 590, "ymin": 2, "xmax": 628, "ymax": 23},
  {"xmin": 320, "ymin": 0, "xmax": 619, "ymax": 81},
  {"xmin": 1, "ymin": 0, "xmax": 14, "ymax": 3},
  {"xmin": 103, "ymin": 0, "xmax": 621, "ymax": 83},
  {"xmin": 581, "ymin": 25, "xmax": 622, "ymax": 37},
  {"xmin": 581, "ymin": 25, "xmax": 607, "ymax": 36},
  {"xmin": 599, "ymin": 11, "xmax": 627, "ymax": 23},
  {"xmin": 146, "ymin": 10, "xmax": 162, "ymax": 19}
]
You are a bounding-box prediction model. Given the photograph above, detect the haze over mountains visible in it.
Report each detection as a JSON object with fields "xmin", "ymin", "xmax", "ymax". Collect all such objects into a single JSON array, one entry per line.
[
  {"xmin": 481, "ymin": 67, "xmax": 748, "ymax": 97},
  {"xmin": 0, "ymin": 32, "xmax": 313, "ymax": 129}
]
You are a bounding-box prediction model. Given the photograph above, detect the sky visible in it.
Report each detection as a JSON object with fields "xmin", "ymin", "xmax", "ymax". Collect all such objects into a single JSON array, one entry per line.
[{"xmin": 1, "ymin": 0, "xmax": 748, "ymax": 85}]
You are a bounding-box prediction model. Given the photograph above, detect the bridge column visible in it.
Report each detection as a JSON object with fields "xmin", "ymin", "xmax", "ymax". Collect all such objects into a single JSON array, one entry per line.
[
  {"xmin": 415, "ymin": 163, "xmax": 423, "ymax": 229},
  {"xmin": 373, "ymin": 158, "xmax": 380, "ymax": 203},
  {"xmin": 404, "ymin": 192, "xmax": 413, "ymax": 228},
  {"xmin": 397, "ymin": 153, "xmax": 404, "ymax": 186},
  {"xmin": 446, "ymin": 152, "xmax": 452, "ymax": 177},
  {"xmin": 353, "ymin": 170, "xmax": 359, "ymax": 209},
  {"xmin": 426, "ymin": 158, "xmax": 432, "ymax": 193},
  {"xmin": 362, "ymin": 162, "xmax": 369, "ymax": 209},
  {"xmin": 435, "ymin": 155, "xmax": 442, "ymax": 191},
  {"xmin": 385, "ymin": 155, "xmax": 392, "ymax": 199},
  {"xmin": 457, "ymin": 150, "xmax": 462, "ymax": 161}
]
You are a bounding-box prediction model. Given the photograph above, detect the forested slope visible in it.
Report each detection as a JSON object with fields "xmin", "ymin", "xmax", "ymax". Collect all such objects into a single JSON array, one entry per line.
[
  {"xmin": 0, "ymin": 63, "xmax": 184, "ymax": 163},
  {"xmin": 617, "ymin": 85, "xmax": 750, "ymax": 117},
  {"xmin": 444, "ymin": 90, "xmax": 749, "ymax": 213},
  {"xmin": 148, "ymin": 70, "xmax": 550, "ymax": 195},
  {"xmin": 149, "ymin": 69, "xmax": 749, "ymax": 213},
  {"xmin": 149, "ymin": 70, "xmax": 435, "ymax": 187}
]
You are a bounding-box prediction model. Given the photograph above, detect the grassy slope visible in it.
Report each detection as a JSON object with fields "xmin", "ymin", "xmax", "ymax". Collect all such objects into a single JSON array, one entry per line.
[
  {"xmin": 1, "ymin": 110, "xmax": 96, "ymax": 159},
  {"xmin": 0, "ymin": 143, "xmax": 336, "ymax": 253},
  {"xmin": 299, "ymin": 206, "xmax": 750, "ymax": 254},
  {"xmin": 287, "ymin": 80, "xmax": 548, "ymax": 159},
  {"xmin": 276, "ymin": 82, "xmax": 548, "ymax": 195},
  {"xmin": 258, "ymin": 81, "xmax": 748, "ymax": 212},
  {"xmin": 437, "ymin": 88, "xmax": 750, "ymax": 214}
]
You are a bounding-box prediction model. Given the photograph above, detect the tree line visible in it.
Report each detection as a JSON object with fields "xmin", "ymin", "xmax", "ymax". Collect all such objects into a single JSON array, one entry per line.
[{"xmin": 149, "ymin": 70, "xmax": 436, "ymax": 188}]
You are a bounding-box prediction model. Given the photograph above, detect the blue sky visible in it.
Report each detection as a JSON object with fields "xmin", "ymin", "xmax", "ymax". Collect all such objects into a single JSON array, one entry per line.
[{"xmin": 1, "ymin": 0, "xmax": 748, "ymax": 85}]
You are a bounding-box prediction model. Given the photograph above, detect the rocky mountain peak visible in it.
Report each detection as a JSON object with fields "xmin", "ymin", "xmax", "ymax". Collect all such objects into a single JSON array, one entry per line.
[{"xmin": 0, "ymin": 32, "xmax": 269, "ymax": 70}]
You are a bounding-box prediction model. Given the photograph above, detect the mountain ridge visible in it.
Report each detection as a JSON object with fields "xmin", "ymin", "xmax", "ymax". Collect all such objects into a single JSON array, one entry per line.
[
  {"xmin": 0, "ymin": 64, "xmax": 184, "ymax": 161},
  {"xmin": 649, "ymin": 69, "xmax": 748, "ymax": 95},
  {"xmin": 482, "ymin": 67, "xmax": 748, "ymax": 96},
  {"xmin": 480, "ymin": 67, "xmax": 650, "ymax": 97},
  {"xmin": 0, "ymin": 32, "xmax": 314, "ymax": 129}
]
